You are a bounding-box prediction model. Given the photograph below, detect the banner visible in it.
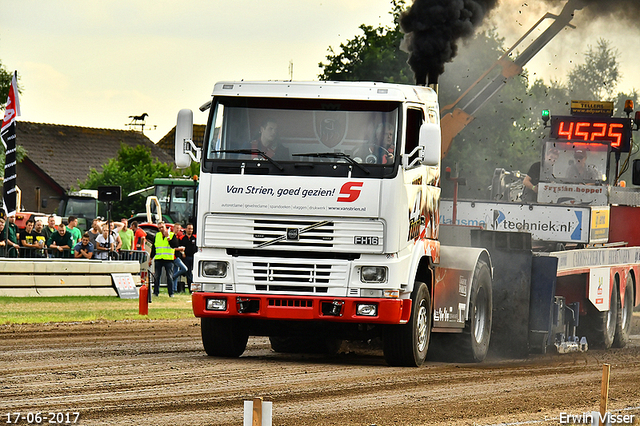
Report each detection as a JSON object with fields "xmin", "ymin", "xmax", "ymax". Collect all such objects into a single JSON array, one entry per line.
[{"xmin": 2, "ymin": 71, "xmax": 20, "ymax": 218}]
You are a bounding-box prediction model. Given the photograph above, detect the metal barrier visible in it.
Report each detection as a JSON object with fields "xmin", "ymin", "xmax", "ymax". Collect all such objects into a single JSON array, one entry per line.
[{"xmin": 1, "ymin": 246, "xmax": 149, "ymax": 262}]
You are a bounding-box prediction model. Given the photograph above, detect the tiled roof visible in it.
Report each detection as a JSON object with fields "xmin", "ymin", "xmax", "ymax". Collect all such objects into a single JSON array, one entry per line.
[
  {"xmin": 157, "ymin": 124, "xmax": 206, "ymax": 156},
  {"xmin": 16, "ymin": 121, "xmax": 173, "ymax": 191}
]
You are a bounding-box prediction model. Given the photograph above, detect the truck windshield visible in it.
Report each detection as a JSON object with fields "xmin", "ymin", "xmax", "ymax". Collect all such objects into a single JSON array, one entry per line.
[
  {"xmin": 540, "ymin": 140, "xmax": 609, "ymax": 184},
  {"xmin": 59, "ymin": 197, "xmax": 96, "ymax": 219},
  {"xmin": 203, "ymin": 97, "xmax": 399, "ymax": 176},
  {"xmin": 154, "ymin": 184, "xmax": 196, "ymax": 225}
]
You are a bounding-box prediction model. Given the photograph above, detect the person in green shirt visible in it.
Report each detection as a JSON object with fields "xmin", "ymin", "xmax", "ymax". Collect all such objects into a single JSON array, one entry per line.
[
  {"xmin": 118, "ymin": 218, "xmax": 134, "ymax": 259},
  {"xmin": 0, "ymin": 218, "xmax": 20, "ymax": 257},
  {"xmin": 47, "ymin": 223, "xmax": 73, "ymax": 258},
  {"xmin": 5, "ymin": 215, "xmax": 20, "ymax": 258},
  {"xmin": 66, "ymin": 216, "xmax": 82, "ymax": 255}
]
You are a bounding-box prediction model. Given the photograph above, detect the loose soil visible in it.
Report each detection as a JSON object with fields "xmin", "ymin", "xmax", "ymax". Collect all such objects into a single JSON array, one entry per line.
[{"xmin": 1, "ymin": 314, "xmax": 639, "ymax": 426}]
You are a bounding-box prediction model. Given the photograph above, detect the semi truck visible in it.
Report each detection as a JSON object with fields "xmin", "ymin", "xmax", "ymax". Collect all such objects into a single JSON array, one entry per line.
[{"xmin": 173, "ymin": 80, "xmax": 639, "ymax": 366}]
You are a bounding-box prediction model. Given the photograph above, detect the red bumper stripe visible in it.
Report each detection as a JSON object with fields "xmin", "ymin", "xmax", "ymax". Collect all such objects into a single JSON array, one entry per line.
[{"xmin": 192, "ymin": 293, "xmax": 411, "ymax": 324}]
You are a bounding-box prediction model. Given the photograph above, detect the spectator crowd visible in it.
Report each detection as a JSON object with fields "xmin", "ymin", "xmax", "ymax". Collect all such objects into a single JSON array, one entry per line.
[{"xmin": 0, "ymin": 215, "xmax": 197, "ymax": 295}]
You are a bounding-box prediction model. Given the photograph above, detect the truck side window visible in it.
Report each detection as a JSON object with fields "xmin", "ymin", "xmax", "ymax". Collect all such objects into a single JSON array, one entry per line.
[{"xmin": 405, "ymin": 108, "xmax": 424, "ymax": 164}]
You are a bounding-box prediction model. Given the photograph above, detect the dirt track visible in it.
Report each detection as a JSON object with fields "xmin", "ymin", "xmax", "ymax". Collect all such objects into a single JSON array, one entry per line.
[{"xmin": 1, "ymin": 315, "xmax": 639, "ymax": 426}]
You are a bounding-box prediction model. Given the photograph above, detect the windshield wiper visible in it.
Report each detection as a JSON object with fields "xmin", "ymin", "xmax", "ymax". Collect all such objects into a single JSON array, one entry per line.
[
  {"xmin": 292, "ymin": 152, "xmax": 370, "ymax": 175},
  {"xmin": 212, "ymin": 149, "xmax": 284, "ymax": 171}
]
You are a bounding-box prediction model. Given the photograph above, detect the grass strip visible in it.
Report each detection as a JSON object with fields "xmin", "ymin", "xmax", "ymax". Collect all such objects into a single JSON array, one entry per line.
[{"xmin": 0, "ymin": 291, "xmax": 194, "ymax": 324}]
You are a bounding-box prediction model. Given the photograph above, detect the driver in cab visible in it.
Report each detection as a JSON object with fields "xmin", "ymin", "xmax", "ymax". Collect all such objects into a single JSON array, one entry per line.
[{"xmin": 250, "ymin": 118, "xmax": 290, "ymax": 160}]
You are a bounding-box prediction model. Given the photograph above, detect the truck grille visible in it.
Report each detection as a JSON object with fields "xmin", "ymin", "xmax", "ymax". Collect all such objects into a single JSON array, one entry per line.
[
  {"xmin": 203, "ymin": 214, "xmax": 383, "ymax": 253},
  {"xmin": 235, "ymin": 256, "xmax": 349, "ymax": 293}
]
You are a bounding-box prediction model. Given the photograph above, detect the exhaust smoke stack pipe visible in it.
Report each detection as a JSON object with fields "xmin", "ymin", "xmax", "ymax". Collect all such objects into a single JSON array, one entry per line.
[
  {"xmin": 414, "ymin": 71, "xmax": 438, "ymax": 92},
  {"xmin": 427, "ymin": 72, "xmax": 439, "ymax": 94}
]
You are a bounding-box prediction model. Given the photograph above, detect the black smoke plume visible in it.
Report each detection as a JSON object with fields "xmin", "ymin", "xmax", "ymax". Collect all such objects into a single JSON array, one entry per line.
[{"xmin": 400, "ymin": 0, "xmax": 500, "ymax": 85}]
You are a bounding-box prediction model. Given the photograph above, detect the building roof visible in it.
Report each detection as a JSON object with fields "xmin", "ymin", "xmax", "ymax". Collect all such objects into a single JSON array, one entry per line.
[
  {"xmin": 157, "ymin": 124, "xmax": 206, "ymax": 157},
  {"xmin": 16, "ymin": 121, "xmax": 173, "ymax": 192}
]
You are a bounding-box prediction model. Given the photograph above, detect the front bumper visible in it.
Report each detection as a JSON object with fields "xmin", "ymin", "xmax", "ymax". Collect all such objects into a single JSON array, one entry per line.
[{"xmin": 192, "ymin": 292, "xmax": 411, "ymax": 324}]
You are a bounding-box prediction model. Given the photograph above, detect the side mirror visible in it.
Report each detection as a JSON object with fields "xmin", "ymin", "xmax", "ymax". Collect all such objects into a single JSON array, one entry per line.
[
  {"xmin": 175, "ymin": 109, "xmax": 194, "ymax": 169},
  {"xmin": 419, "ymin": 122, "xmax": 441, "ymax": 167},
  {"xmin": 633, "ymin": 159, "xmax": 640, "ymax": 185}
]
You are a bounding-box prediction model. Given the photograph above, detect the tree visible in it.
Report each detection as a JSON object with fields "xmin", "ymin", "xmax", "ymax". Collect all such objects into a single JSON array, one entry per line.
[
  {"xmin": 319, "ymin": 0, "xmax": 412, "ymax": 83},
  {"xmin": 78, "ymin": 143, "xmax": 177, "ymax": 219},
  {"xmin": 567, "ymin": 39, "xmax": 621, "ymax": 101},
  {"xmin": 0, "ymin": 60, "xmax": 14, "ymax": 108},
  {"xmin": 0, "ymin": 60, "xmax": 22, "ymax": 111}
]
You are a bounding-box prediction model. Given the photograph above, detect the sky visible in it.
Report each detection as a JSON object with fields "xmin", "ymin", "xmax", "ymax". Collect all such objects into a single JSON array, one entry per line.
[{"xmin": 1, "ymin": 0, "xmax": 638, "ymax": 144}]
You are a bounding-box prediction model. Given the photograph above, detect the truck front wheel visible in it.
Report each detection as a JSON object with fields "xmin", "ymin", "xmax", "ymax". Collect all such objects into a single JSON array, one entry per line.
[
  {"xmin": 383, "ymin": 281, "xmax": 431, "ymax": 367},
  {"xmin": 613, "ymin": 274, "xmax": 634, "ymax": 348},
  {"xmin": 201, "ymin": 317, "xmax": 249, "ymax": 357}
]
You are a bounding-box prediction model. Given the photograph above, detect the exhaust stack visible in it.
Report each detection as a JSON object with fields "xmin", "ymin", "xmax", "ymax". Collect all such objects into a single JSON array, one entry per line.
[{"xmin": 416, "ymin": 71, "xmax": 438, "ymax": 94}]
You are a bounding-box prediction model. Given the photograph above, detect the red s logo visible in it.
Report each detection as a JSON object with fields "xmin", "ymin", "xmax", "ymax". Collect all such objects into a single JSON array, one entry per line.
[{"xmin": 338, "ymin": 182, "xmax": 363, "ymax": 202}]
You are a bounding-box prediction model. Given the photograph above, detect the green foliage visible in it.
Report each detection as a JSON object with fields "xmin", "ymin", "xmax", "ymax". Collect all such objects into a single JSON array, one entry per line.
[
  {"xmin": 0, "ymin": 60, "xmax": 14, "ymax": 109},
  {"xmin": 0, "ymin": 60, "xmax": 22, "ymax": 111},
  {"xmin": 78, "ymin": 143, "xmax": 177, "ymax": 219},
  {"xmin": 318, "ymin": 0, "xmax": 413, "ymax": 83},
  {"xmin": 568, "ymin": 39, "xmax": 621, "ymax": 101}
]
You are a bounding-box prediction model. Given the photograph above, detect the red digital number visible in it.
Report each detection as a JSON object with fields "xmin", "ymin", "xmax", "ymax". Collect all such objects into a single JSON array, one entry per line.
[
  {"xmin": 574, "ymin": 122, "xmax": 590, "ymax": 141},
  {"xmin": 590, "ymin": 123, "xmax": 607, "ymax": 140},
  {"xmin": 558, "ymin": 121, "xmax": 574, "ymax": 139},
  {"xmin": 608, "ymin": 123, "xmax": 623, "ymax": 147}
]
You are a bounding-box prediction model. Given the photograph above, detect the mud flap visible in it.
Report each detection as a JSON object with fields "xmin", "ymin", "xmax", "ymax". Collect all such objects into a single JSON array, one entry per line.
[
  {"xmin": 470, "ymin": 230, "xmax": 533, "ymax": 359},
  {"xmin": 528, "ymin": 256, "xmax": 559, "ymax": 353}
]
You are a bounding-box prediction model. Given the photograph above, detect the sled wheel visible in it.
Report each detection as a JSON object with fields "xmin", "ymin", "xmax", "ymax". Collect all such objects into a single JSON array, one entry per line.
[
  {"xmin": 613, "ymin": 274, "xmax": 634, "ymax": 348},
  {"xmin": 580, "ymin": 284, "xmax": 618, "ymax": 349}
]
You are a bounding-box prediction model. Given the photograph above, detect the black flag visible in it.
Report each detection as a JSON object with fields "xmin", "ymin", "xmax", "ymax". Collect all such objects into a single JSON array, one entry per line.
[{"xmin": 2, "ymin": 71, "xmax": 20, "ymax": 218}]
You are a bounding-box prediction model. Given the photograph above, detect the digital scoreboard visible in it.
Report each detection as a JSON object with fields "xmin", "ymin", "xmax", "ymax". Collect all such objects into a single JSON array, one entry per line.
[{"xmin": 549, "ymin": 116, "xmax": 632, "ymax": 152}]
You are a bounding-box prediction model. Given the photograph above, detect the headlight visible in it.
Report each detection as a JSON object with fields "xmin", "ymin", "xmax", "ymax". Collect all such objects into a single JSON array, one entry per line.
[
  {"xmin": 356, "ymin": 303, "xmax": 378, "ymax": 316},
  {"xmin": 360, "ymin": 266, "xmax": 387, "ymax": 283},
  {"xmin": 201, "ymin": 261, "xmax": 228, "ymax": 277},
  {"xmin": 206, "ymin": 298, "xmax": 227, "ymax": 311}
]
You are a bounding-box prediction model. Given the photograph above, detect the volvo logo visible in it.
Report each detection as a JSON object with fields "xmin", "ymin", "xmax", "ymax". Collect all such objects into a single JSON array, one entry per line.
[{"xmin": 286, "ymin": 228, "xmax": 299, "ymax": 240}]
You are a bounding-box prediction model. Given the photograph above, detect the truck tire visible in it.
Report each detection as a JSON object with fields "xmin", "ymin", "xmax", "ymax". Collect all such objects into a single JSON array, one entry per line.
[
  {"xmin": 428, "ymin": 261, "xmax": 492, "ymax": 363},
  {"xmin": 454, "ymin": 261, "xmax": 492, "ymax": 362},
  {"xmin": 613, "ymin": 274, "xmax": 634, "ymax": 348},
  {"xmin": 269, "ymin": 336, "xmax": 342, "ymax": 355},
  {"xmin": 580, "ymin": 285, "xmax": 617, "ymax": 349},
  {"xmin": 383, "ymin": 281, "xmax": 431, "ymax": 367},
  {"xmin": 201, "ymin": 317, "xmax": 249, "ymax": 357}
]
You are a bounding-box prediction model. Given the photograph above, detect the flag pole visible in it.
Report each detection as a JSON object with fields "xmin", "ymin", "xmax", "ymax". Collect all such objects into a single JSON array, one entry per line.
[{"xmin": 2, "ymin": 70, "xmax": 20, "ymax": 257}]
